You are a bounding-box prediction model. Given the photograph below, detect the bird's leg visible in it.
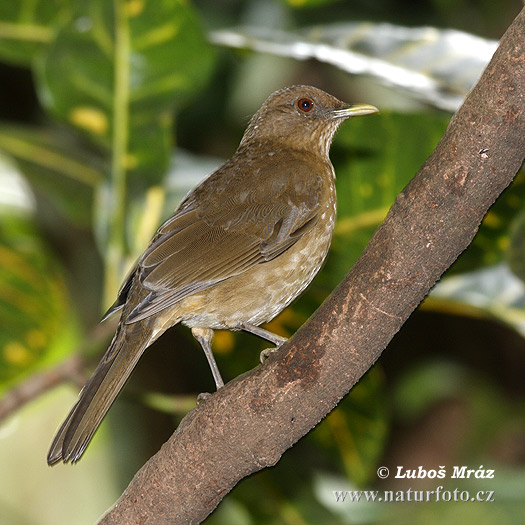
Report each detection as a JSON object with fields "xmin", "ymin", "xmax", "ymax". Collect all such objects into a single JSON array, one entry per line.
[
  {"xmin": 238, "ymin": 323, "xmax": 288, "ymax": 364},
  {"xmin": 191, "ymin": 327, "xmax": 225, "ymax": 389}
]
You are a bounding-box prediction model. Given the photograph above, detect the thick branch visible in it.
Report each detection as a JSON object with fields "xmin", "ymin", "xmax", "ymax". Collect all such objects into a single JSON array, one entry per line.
[{"xmin": 100, "ymin": 9, "xmax": 525, "ymax": 525}]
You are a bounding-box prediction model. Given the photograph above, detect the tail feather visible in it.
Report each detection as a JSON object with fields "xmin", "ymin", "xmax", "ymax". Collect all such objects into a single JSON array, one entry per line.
[{"xmin": 47, "ymin": 319, "xmax": 153, "ymax": 464}]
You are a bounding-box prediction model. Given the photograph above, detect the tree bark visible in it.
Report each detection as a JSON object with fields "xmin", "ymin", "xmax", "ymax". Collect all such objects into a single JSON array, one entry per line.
[{"xmin": 99, "ymin": 8, "xmax": 525, "ymax": 524}]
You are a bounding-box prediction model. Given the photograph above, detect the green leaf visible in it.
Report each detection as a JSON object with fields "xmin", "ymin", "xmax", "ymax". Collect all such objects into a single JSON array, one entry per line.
[
  {"xmin": 0, "ymin": 213, "xmax": 78, "ymax": 393},
  {"xmin": 323, "ymin": 111, "xmax": 448, "ymax": 287},
  {"xmin": 0, "ymin": 123, "xmax": 103, "ymax": 226},
  {"xmin": 0, "ymin": 0, "xmax": 68, "ymax": 65},
  {"xmin": 430, "ymin": 264, "xmax": 525, "ymax": 337},
  {"xmin": 37, "ymin": 0, "xmax": 214, "ymax": 187},
  {"xmin": 35, "ymin": 0, "xmax": 215, "ymax": 301}
]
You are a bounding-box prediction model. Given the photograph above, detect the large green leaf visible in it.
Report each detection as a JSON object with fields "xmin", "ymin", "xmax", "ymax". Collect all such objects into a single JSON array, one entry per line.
[
  {"xmin": 37, "ymin": 0, "xmax": 214, "ymax": 189},
  {"xmin": 0, "ymin": 212, "xmax": 78, "ymax": 393},
  {"xmin": 0, "ymin": 0, "xmax": 68, "ymax": 65},
  {"xmin": 35, "ymin": 0, "xmax": 215, "ymax": 300},
  {"xmin": 0, "ymin": 123, "xmax": 103, "ymax": 226}
]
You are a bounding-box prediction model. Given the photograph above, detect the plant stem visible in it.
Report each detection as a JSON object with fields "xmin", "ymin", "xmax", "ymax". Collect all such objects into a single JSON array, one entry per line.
[{"xmin": 104, "ymin": 0, "xmax": 131, "ymax": 307}]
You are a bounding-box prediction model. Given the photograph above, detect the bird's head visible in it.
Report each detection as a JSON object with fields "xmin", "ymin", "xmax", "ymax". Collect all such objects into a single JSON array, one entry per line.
[{"xmin": 239, "ymin": 85, "xmax": 379, "ymax": 157}]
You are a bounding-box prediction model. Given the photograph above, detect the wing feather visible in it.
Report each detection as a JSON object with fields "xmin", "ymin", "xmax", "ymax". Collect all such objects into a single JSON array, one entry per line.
[{"xmin": 123, "ymin": 153, "xmax": 326, "ymax": 324}]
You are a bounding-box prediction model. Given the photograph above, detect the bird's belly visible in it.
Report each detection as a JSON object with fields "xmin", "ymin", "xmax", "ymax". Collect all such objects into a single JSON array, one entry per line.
[{"xmin": 177, "ymin": 206, "xmax": 335, "ymax": 330}]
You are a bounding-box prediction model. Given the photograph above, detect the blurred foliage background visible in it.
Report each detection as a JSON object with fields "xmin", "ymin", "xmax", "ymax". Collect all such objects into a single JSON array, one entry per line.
[{"xmin": 0, "ymin": 0, "xmax": 524, "ymax": 524}]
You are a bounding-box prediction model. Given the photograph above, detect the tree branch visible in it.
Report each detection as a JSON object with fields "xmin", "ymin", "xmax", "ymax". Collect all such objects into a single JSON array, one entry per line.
[
  {"xmin": 0, "ymin": 355, "xmax": 85, "ymax": 422},
  {"xmin": 99, "ymin": 8, "xmax": 525, "ymax": 524},
  {"xmin": 0, "ymin": 321, "xmax": 116, "ymax": 423}
]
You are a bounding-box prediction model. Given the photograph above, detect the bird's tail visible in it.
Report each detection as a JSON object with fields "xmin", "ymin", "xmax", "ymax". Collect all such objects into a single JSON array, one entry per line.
[{"xmin": 47, "ymin": 317, "xmax": 154, "ymax": 464}]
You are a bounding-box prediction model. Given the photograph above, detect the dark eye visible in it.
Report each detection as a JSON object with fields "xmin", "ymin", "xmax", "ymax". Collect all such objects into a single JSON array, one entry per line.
[{"xmin": 297, "ymin": 98, "xmax": 314, "ymax": 112}]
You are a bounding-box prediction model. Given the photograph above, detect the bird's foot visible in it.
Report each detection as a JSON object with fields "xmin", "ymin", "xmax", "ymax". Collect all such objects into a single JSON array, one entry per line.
[
  {"xmin": 197, "ymin": 392, "xmax": 212, "ymax": 404},
  {"xmin": 237, "ymin": 323, "xmax": 288, "ymax": 364},
  {"xmin": 260, "ymin": 344, "xmax": 283, "ymax": 364}
]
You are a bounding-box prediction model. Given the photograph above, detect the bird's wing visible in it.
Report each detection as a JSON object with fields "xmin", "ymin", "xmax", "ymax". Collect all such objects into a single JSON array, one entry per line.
[{"xmin": 124, "ymin": 155, "xmax": 326, "ymax": 324}]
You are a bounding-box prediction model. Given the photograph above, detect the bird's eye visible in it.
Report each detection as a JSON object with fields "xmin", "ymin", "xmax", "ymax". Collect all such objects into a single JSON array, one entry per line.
[{"xmin": 297, "ymin": 98, "xmax": 314, "ymax": 112}]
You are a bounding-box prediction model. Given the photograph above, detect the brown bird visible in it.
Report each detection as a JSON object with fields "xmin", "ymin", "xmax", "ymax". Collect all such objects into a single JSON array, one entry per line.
[{"xmin": 47, "ymin": 85, "xmax": 378, "ymax": 464}]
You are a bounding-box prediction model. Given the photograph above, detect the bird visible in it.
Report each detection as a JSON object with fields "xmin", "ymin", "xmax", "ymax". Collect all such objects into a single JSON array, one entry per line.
[{"xmin": 47, "ymin": 85, "xmax": 378, "ymax": 464}]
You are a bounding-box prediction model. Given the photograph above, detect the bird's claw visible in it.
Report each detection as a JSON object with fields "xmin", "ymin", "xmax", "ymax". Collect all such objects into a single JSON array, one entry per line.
[
  {"xmin": 260, "ymin": 345, "xmax": 281, "ymax": 364},
  {"xmin": 197, "ymin": 392, "xmax": 212, "ymax": 404}
]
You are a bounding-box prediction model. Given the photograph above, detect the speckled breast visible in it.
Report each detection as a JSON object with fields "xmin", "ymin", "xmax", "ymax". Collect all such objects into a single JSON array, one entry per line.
[{"xmin": 177, "ymin": 177, "xmax": 337, "ymax": 330}]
